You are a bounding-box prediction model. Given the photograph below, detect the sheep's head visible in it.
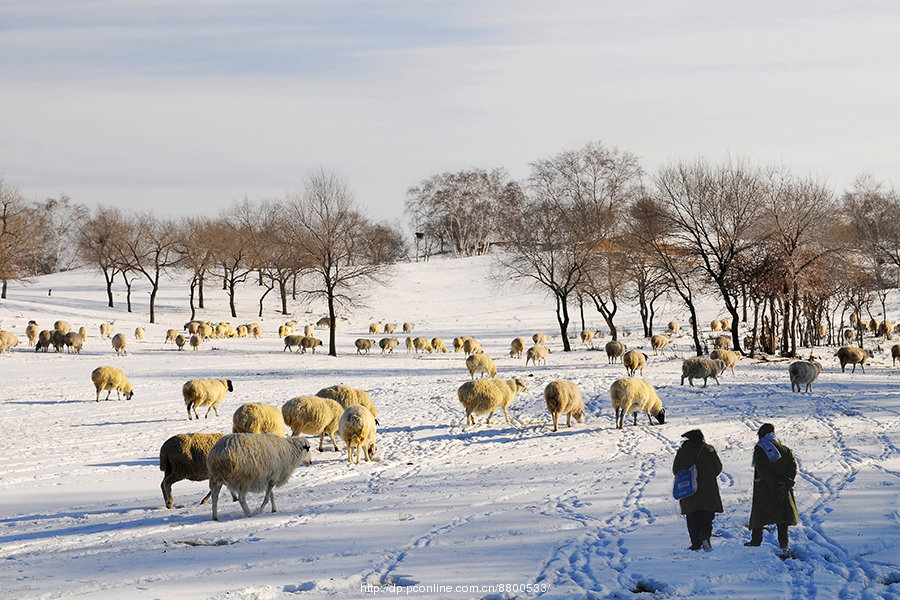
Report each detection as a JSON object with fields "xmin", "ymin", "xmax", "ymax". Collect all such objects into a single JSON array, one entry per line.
[
  {"xmin": 653, "ymin": 407, "xmax": 666, "ymax": 425},
  {"xmin": 513, "ymin": 377, "xmax": 528, "ymax": 392},
  {"xmin": 572, "ymin": 408, "xmax": 584, "ymax": 423},
  {"xmin": 123, "ymin": 383, "xmax": 134, "ymax": 400},
  {"xmin": 226, "ymin": 379, "xmax": 234, "ymax": 392}
]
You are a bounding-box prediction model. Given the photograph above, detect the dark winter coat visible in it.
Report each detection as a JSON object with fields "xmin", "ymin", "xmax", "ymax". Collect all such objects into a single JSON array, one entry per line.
[
  {"xmin": 672, "ymin": 439, "xmax": 724, "ymax": 515},
  {"xmin": 749, "ymin": 437, "xmax": 799, "ymax": 528}
]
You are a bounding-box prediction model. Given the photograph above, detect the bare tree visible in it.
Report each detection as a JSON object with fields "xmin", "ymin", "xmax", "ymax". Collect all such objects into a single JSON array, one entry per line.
[
  {"xmin": 78, "ymin": 206, "xmax": 127, "ymax": 308},
  {"xmin": 0, "ymin": 179, "xmax": 33, "ymax": 298},
  {"xmin": 178, "ymin": 215, "xmax": 219, "ymax": 320},
  {"xmin": 213, "ymin": 200, "xmax": 261, "ymax": 319},
  {"xmin": 30, "ymin": 195, "xmax": 88, "ymax": 275}
]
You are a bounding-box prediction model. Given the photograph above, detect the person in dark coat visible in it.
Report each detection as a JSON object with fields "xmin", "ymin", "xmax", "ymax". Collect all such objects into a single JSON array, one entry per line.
[
  {"xmin": 745, "ymin": 422, "xmax": 799, "ymax": 549},
  {"xmin": 672, "ymin": 429, "xmax": 723, "ymax": 551}
]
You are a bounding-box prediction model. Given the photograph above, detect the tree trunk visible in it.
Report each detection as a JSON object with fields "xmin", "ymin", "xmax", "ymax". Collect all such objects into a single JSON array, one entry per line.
[
  {"xmin": 687, "ymin": 302, "xmax": 703, "ymax": 356},
  {"xmin": 189, "ymin": 276, "xmax": 197, "ymax": 321},
  {"xmin": 555, "ymin": 294, "xmax": 572, "ymax": 352},
  {"xmin": 258, "ymin": 286, "xmax": 273, "ymax": 318},
  {"xmin": 279, "ymin": 279, "xmax": 288, "ymax": 315},
  {"xmin": 327, "ymin": 288, "xmax": 337, "ymax": 357},
  {"xmin": 1, "ymin": 279, "xmax": 6, "ymax": 299},
  {"xmin": 198, "ymin": 272, "xmax": 205, "ymax": 309},
  {"xmin": 104, "ymin": 269, "xmax": 115, "ymax": 308},
  {"xmin": 125, "ymin": 279, "xmax": 133, "ymax": 313},
  {"xmin": 149, "ymin": 285, "xmax": 158, "ymax": 324},
  {"xmin": 228, "ymin": 279, "xmax": 238, "ymax": 318}
]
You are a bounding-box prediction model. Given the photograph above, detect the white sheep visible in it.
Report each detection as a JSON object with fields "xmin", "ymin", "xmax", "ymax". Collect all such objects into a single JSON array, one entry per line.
[
  {"xmin": 207, "ymin": 433, "xmax": 311, "ymax": 520},
  {"xmin": 384, "ymin": 323, "xmax": 397, "ymax": 334},
  {"xmin": 622, "ymin": 350, "xmax": 648, "ymax": 377},
  {"xmin": 159, "ymin": 432, "xmax": 226, "ymax": 508},
  {"xmin": 650, "ymin": 334, "xmax": 670, "ymax": 355},
  {"xmin": 835, "ymin": 345, "xmax": 871, "ymax": 373},
  {"xmin": 189, "ymin": 334, "xmax": 201, "ymax": 351},
  {"xmin": 412, "ymin": 336, "xmax": 433, "ymax": 353},
  {"xmin": 300, "ymin": 336, "xmax": 322, "ymax": 354},
  {"xmin": 282, "ymin": 395, "xmax": 343, "ymax": 452},
  {"xmin": 232, "ymin": 403, "xmax": 286, "ymax": 436},
  {"xmin": 99, "ymin": 322, "xmax": 114, "ymax": 339},
  {"xmin": 278, "ymin": 324, "xmax": 291, "ymax": 338},
  {"xmin": 316, "ymin": 384, "xmax": 379, "ymax": 421},
  {"xmin": 111, "ymin": 332, "xmax": 127, "ymax": 356},
  {"xmin": 339, "ymin": 404, "xmax": 378, "ymax": 464},
  {"xmin": 532, "ymin": 333, "xmax": 549, "ymax": 345},
  {"xmin": 283, "ymin": 334, "xmax": 302, "ymax": 352},
  {"xmin": 236, "ymin": 324, "xmax": 248, "ymax": 338},
  {"xmin": 709, "ymin": 349, "xmax": 741, "ymax": 375},
  {"xmin": 720, "ymin": 318, "xmax": 732, "ymax": 330},
  {"xmin": 892, "ymin": 343, "xmax": 900, "ymax": 366},
  {"xmin": 580, "ymin": 330, "xmax": 596, "ymax": 348},
  {"xmin": 165, "ymin": 328, "xmax": 179, "ymax": 343},
  {"xmin": 198, "ymin": 322, "xmax": 214, "ymax": 340},
  {"xmin": 667, "ymin": 320, "xmax": 680, "ymax": 334},
  {"xmin": 50, "ymin": 329, "xmax": 67, "ymax": 352},
  {"xmin": 789, "ymin": 360, "xmax": 822, "ymax": 393},
  {"xmin": 0, "ymin": 330, "xmax": 20, "ymax": 352},
  {"xmin": 453, "ymin": 337, "xmax": 467, "ymax": 353},
  {"xmin": 379, "ymin": 337, "xmax": 399, "ymax": 353},
  {"xmin": 134, "ymin": 327, "xmax": 145, "ymax": 341},
  {"xmin": 91, "ymin": 366, "xmax": 134, "ymax": 402},
  {"xmin": 355, "ymin": 338, "xmax": 376, "ymax": 354},
  {"xmin": 462, "ymin": 338, "xmax": 483, "ymax": 355},
  {"xmin": 509, "ymin": 337, "xmax": 526, "ymax": 359},
  {"xmin": 175, "ymin": 333, "xmax": 186, "ymax": 350},
  {"xmin": 605, "ymin": 340, "xmax": 627, "ymax": 364},
  {"xmin": 466, "ymin": 353, "xmax": 497, "ymax": 379},
  {"xmin": 78, "ymin": 326, "xmax": 88, "ymax": 342},
  {"xmin": 609, "ymin": 377, "xmax": 666, "ymax": 429},
  {"xmin": 64, "ymin": 331, "xmax": 83, "ymax": 354},
  {"xmin": 402, "ymin": 322, "xmax": 415, "ymax": 333},
  {"xmin": 431, "ymin": 337, "xmax": 448, "ymax": 353},
  {"xmin": 185, "ymin": 320, "xmax": 202, "ymax": 334},
  {"xmin": 25, "ymin": 321, "xmax": 39, "ymax": 347},
  {"xmin": 457, "ymin": 377, "xmax": 527, "ymax": 425},
  {"xmin": 35, "ymin": 329, "xmax": 52, "ymax": 352},
  {"xmin": 712, "ymin": 334, "xmax": 731, "ymax": 349},
  {"xmin": 405, "ymin": 336, "xmax": 415, "ymax": 353},
  {"xmin": 525, "ymin": 345, "xmax": 550, "ymax": 366},
  {"xmin": 184, "ymin": 378, "xmax": 234, "ymax": 420},
  {"xmin": 710, "ymin": 320, "xmax": 722, "ymax": 332},
  {"xmin": 54, "ymin": 320, "xmax": 72, "ymax": 334},
  {"xmin": 843, "ymin": 328, "xmax": 855, "ymax": 343},
  {"xmin": 680, "ymin": 357, "xmax": 727, "ymax": 387},
  {"xmin": 544, "ymin": 380, "xmax": 584, "ymax": 432},
  {"xmin": 368, "ymin": 322, "xmax": 382, "ymax": 335},
  {"xmin": 303, "ymin": 324, "xmax": 315, "ymax": 337}
]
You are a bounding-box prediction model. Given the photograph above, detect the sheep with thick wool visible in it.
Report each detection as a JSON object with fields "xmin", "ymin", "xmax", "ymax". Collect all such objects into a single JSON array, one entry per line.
[
  {"xmin": 650, "ymin": 334, "xmax": 670, "ymax": 355},
  {"xmin": 232, "ymin": 403, "xmax": 286, "ymax": 436},
  {"xmin": 622, "ymin": 350, "xmax": 648, "ymax": 377},
  {"xmin": 165, "ymin": 328, "xmax": 179, "ymax": 343},
  {"xmin": 580, "ymin": 330, "xmax": 596, "ymax": 348},
  {"xmin": 54, "ymin": 320, "xmax": 72, "ymax": 334},
  {"xmin": 379, "ymin": 337, "xmax": 399, "ymax": 353},
  {"xmin": 610, "ymin": 377, "xmax": 666, "ymax": 429},
  {"xmin": 99, "ymin": 322, "xmax": 114, "ymax": 339},
  {"xmin": 134, "ymin": 327, "xmax": 145, "ymax": 341},
  {"xmin": 892, "ymin": 343, "xmax": 900, "ymax": 366},
  {"xmin": 405, "ymin": 336, "xmax": 415, "ymax": 353},
  {"xmin": 835, "ymin": 345, "xmax": 871, "ymax": 373},
  {"xmin": 64, "ymin": 331, "xmax": 83, "ymax": 354},
  {"xmin": 283, "ymin": 334, "xmax": 302, "ymax": 352},
  {"xmin": 462, "ymin": 338, "xmax": 483, "ymax": 355},
  {"xmin": 789, "ymin": 360, "xmax": 822, "ymax": 393},
  {"xmin": 207, "ymin": 433, "xmax": 311, "ymax": 520},
  {"xmin": 0, "ymin": 331, "xmax": 20, "ymax": 352},
  {"xmin": 339, "ymin": 404, "xmax": 378, "ymax": 464},
  {"xmin": 368, "ymin": 322, "xmax": 382, "ymax": 335},
  {"xmin": 402, "ymin": 322, "xmax": 415, "ymax": 333},
  {"xmin": 300, "ymin": 336, "xmax": 322, "ymax": 354},
  {"xmin": 526, "ymin": 345, "xmax": 550, "ymax": 366},
  {"xmin": 509, "ymin": 337, "xmax": 526, "ymax": 359},
  {"xmin": 78, "ymin": 326, "xmax": 87, "ymax": 342},
  {"xmin": 355, "ymin": 338, "xmax": 376, "ymax": 354},
  {"xmin": 303, "ymin": 324, "xmax": 315, "ymax": 337},
  {"xmin": 25, "ymin": 321, "xmax": 39, "ymax": 347},
  {"xmin": 91, "ymin": 366, "xmax": 134, "ymax": 402},
  {"xmin": 111, "ymin": 332, "xmax": 127, "ymax": 356},
  {"xmin": 668, "ymin": 321, "xmax": 680, "ymax": 334},
  {"xmin": 466, "ymin": 353, "xmax": 497, "ymax": 380},
  {"xmin": 532, "ymin": 333, "xmax": 549, "ymax": 345},
  {"xmin": 175, "ymin": 334, "xmax": 186, "ymax": 350},
  {"xmin": 184, "ymin": 379, "xmax": 234, "ymax": 420},
  {"xmin": 605, "ymin": 340, "xmax": 627, "ymax": 364},
  {"xmin": 50, "ymin": 329, "xmax": 67, "ymax": 352},
  {"xmin": 544, "ymin": 380, "xmax": 584, "ymax": 432},
  {"xmin": 457, "ymin": 377, "xmax": 527, "ymax": 425},
  {"xmin": 159, "ymin": 432, "xmax": 225, "ymax": 508},
  {"xmin": 431, "ymin": 337, "xmax": 448, "ymax": 353},
  {"xmin": 35, "ymin": 329, "xmax": 52, "ymax": 352},
  {"xmin": 316, "ymin": 384, "xmax": 378, "ymax": 421},
  {"xmin": 282, "ymin": 395, "xmax": 343, "ymax": 452},
  {"xmin": 384, "ymin": 323, "xmax": 397, "ymax": 334},
  {"xmin": 412, "ymin": 337, "xmax": 433, "ymax": 353},
  {"xmin": 709, "ymin": 349, "xmax": 741, "ymax": 375},
  {"xmin": 712, "ymin": 334, "xmax": 731, "ymax": 350},
  {"xmin": 189, "ymin": 334, "xmax": 201, "ymax": 351},
  {"xmin": 453, "ymin": 337, "xmax": 467, "ymax": 353},
  {"xmin": 680, "ymin": 357, "xmax": 727, "ymax": 387}
]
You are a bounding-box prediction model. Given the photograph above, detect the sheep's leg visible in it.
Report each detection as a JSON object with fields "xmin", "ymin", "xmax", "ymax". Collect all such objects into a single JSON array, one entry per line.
[
  {"xmin": 347, "ymin": 444, "xmax": 353, "ymax": 463},
  {"xmin": 501, "ymin": 407, "xmax": 511, "ymax": 423},
  {"xmin": 237, "ymin": 492, "xmax": 253, "ymax": 517},
  {"xmin": 199, "ymin": 490, "xmax": 212, "ymax": 505},
  {"xmin": 210, "ymin": 482, "xmax": 223, "ymax": 520},
  {"xmin": 552, "ymin": 412, "xmax": 559, "ymax": 432},
  {"xmin": 161, "ymin": 473, "xmax": 179, "ymax": 509},
  {"xmin": 565, "ymin": 413, "xmax": 572, "ymax": 428},
  {"xmin": 615, "ymin": 407, "xmax": 622, "ymax": 429},
  {"xmin": 257, "ymin": 482, "xmax": 276, "ymax": 514},
  {"xmin": 633, "ymin": 412, "xmax": 638, "ymax": 426},
  {"xmin": 318, "ymin": 433, "xmax": 325, "ymax": 452},
  {"xmin": 186, "ymin": 404, "xmax": 194, "ymax": 419},
  {"xmin": 328, "ymin": 432, "xmax": 339, "ymax": 451}
]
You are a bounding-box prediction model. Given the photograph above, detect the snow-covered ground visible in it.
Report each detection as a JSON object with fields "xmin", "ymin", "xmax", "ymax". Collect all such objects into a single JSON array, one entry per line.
[{"xmin": 1, "ymin": 255, "xmax": 899, "ymax": 600}]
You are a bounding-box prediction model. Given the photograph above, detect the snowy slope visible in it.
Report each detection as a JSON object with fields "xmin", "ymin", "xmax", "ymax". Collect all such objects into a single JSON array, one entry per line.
[{"xmin": 1, "ymin": 255, "xmax": 899, "ymax": 600}]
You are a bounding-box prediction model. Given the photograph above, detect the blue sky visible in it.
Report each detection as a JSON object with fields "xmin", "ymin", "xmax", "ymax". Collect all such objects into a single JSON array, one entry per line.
[{"xmin": 1, "ymin": 1, "xmax": 898, "ymax": 223}]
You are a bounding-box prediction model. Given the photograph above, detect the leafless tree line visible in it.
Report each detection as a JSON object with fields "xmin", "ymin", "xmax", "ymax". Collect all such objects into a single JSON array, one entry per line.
[{"xmin": 408, "ymin": 142, "xmax": 900, "ymax": 357}]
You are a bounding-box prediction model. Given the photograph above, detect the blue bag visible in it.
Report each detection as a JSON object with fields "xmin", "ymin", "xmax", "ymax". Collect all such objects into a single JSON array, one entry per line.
[{"xmin": 673, "ymin": 464, "xmax": 698, "ymax": 500}]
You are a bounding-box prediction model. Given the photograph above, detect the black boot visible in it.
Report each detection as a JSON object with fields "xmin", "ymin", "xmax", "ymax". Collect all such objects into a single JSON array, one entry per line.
[
  {"xmin": 777, "ymin": 523, "xmax": 790, "ymax": 549},
  {"xmin": 744, "ymin": 527, "xmax": 763, "ymax": 547}
]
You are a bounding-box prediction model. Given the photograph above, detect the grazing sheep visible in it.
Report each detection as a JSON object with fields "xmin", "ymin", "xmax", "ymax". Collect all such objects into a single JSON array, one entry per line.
[
  {"xmin": 278, "ymin": 324, "xmax": 291, "ymax": 338},
  {"xmin": 99, "ymin": 322, "xmax": 114, "ymax": 339},
  {"xmin": 175, "ymin": 333, "xmax": 186, "ymax": 350},
  {"xmin": 680, "ymin": 357, "xmax": 727, "ymax": 387},
  {"xmin": 789, "ymin": 360, "xmax": 822, "ymax": 393},
  {"xmin": 316, "ymin": 385, "xmax": 378, "ymax": 421},
  {"xmin": 544, "ymin": 380, "xmax": 584, "ymax": 432},
  {"xmin": 184, "ymin": 379, "xmax": 234, "ymax": 420},
  {"xmin": 835, "ymin": 345, "xmax": 871, "ymax": 373},
  {"xmin": 198, "ymin": 322, "xmax": 214, "ymax": 340},
  {"xmin": 78, "ymin": 326, "xmax": 88, "ymax": 342},
  {"xmin": 580, "ymin": 330, "xmax": 596, "ymax": 348},
  {"xmin": 50, "ymin": 329, "xmax": 67, "ymax": 352},
  {"xmin": 207, "ymin": 433, "xmax": 311, "ymax": 520},
  {"xmin": 405, "ymin": 336, "xmax": 415, "ymax": 353},
  {"xmin": 25, "ymin": 321, "xmax": 39, "ymax": 347},
  {"xmin": 667, "ymin": 320, "xmax": 680, "ymax": 334},
  {"xmin": 281, "ymin": 395, "xmax": 343, "ymax": 452},
  {"xmin": 0, "ymin": 331, "xmax": 20, "ymax": 352},
  {"xmin": 720, "ymin": 318, "xmax": 732, "ymax": 330},
  {"xmin": 622, "ymin": 350, "xmax": 648, "ymax": 377},
  {"xmin": 355, "ymin": 338, "xmax": 376, "ymax": 354},
  {"xmin": 185, "ymin": 320, "xmax": 201, "ymax": 334},
  {"xmin": 165, "ymin": 328, "xmax": 179, "ymax": 343},
  {"xmin": 236, "ymin": 325, "xmax": 248, "ymax": 338},
  {"xmin": 509, "ymin": 337, "xmax": 526, "ymax": 359},
  {"xmin": 299, "ymin": 336, "xmax": 322, "ymax": 354},
  {"xmin": 533, "ymin": 333, "xmax": 549, "ymax": 345},
  {"xmin": 283, "ymin": 334, "xmax": 302, "ymax": 352},
  {"xmin": 431, "ymin": 337, "xmax": 448, "ymax": 353},
  {"xmin": 892, "ymin": 343, "xmax": 900, "ymax": 366},
  {"xmin": 881, "ymin": 320, "xmax": 895, "ymax": 340},
  {"xmin": 462, "ymin": 338, "xmax": 483, "ymax": 355},
  {"xmin": 402, "ymin": 322, "xmax": 415, "ymax": 333},
  {"xmin": 384, "ymin": 323, "xmax": 397, "ymax": 334},
  {"xmin": 54, "ymin": 320, "xmax": 72, "ymax": 334},
  {"xmin": 526, "ymin": 345, "xmax": 550, "ymax": 366},
  {"xmin": 457, "ymin": 377, "xmax": 528, "ymax": 425},
  {"xmin": 189, "ymin": 334, "xmax": 201, "ymax": 350},
  {"xmin": 466, "ymin": 353, "xmax": 498, "ymax": 380},
  {"xmin": 817, "ymin": 323, "xmax": 828, "ymax": 340},
  {"xmin": 609, "ymin": 377, "xmax": 666, "ymax": 429},
  {"xmin": 650, "ymin": 334, "xmax": 670, "ymax": 355},
  {"xmin": 412, "ymin": 337, "xmax": 433, "ymax": 353},
  {"xmin": 743, "ymin": 335, "xmax": 755, "ymax": 352},
  {"xmin": 843, "ymin": 328, "xmax": 855, "ymax": 343},
  {"xmin": 713, "ymin": 334, "xmax": 731, "ymax": 349},
  {"xmin": 247, "ymin": 323, "xmax": 263, "ymax": 339},
  {"xmin": 64, "ymin": 331, "xmax": 83, "ymax": 354},
  {"xmin": 709, "ymin": 349, "xmax": 741, "ymax": 375},
  {"xmin": 111, "ymin": 332, "xmax": 127, "ymax": 356},
  {"xmin": 159, "ymin": 432, "xmax": 226, "ymax": 508},
  {"xmin": 315, "ymin": 316, "xmax": 333, "ymax": 329},
  {"xmin": 91, "ymin": 366, "xmax": 134, "ymax": 402},
  {"xmin": 339, "ymin": 404, "xmax": 378, "ymax": 464},
  {"xmin": 379, "ymin": 337, "xmax": 399, "ymax": 353},
  {"xmin": 134, "ymin": 327, "xmax": 145, "ymax": 341},
  {"xmin": 303, "ymin": 324, "xmax": 315, "ymax": 337},
  {"xmin": 368, "ymin": 322, "xmax": 382, "ymax": 335},
  {"xmin": 710, "ymin": 320, "xmax": 722, "ymax": 332},
  {"xmin": 232, "ymin": 403, "xmax": 286, "ymax": 436},
  {"xmin": 869, "ymin": 318, "xmax": 879, "ymax": 334},
  {"xmin": 453, "ymin": 337, "xmax": 467, "ymax": 353},
  {"xmin": 35, "ymin": 329, "xmax": 52, "ymax": 352},
  {"xmin": 605, "ymin": 340, "xmax": 627, "ymax": 364}
]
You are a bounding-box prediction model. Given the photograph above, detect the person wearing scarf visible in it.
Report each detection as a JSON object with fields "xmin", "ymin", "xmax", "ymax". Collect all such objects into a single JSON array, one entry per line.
[
  {"xmin": 745, "ymin": 423, "xmax": 799, "ymax": 549},
  {"xmin": 672, "ymin": 429, "xmax": 723, "ymax": 551}
]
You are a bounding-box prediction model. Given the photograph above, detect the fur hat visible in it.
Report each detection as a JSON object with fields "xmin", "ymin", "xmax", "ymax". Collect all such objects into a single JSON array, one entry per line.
[
  {"xmin": 757, "ymin": 423, "xmax": 775, "ymax": 438},
  {"xmin": 681, "ymin": 429, "xmax": 704, "ymax": 443}
]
